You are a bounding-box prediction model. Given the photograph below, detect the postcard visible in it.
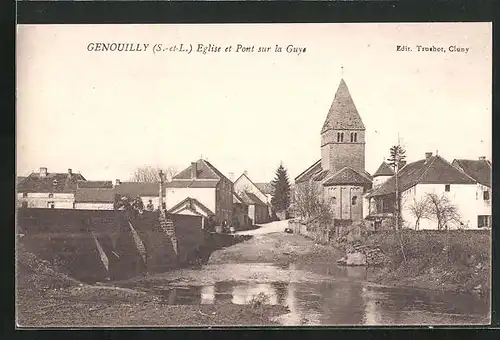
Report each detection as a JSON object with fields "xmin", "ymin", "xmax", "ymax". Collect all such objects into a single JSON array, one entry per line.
[{"xmin": 16, "ymin": 23, "xmax": 492, "ymax": 327}]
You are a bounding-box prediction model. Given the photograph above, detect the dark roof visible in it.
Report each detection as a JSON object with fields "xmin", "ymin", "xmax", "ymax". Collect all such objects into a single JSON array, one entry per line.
[
  {"xmin": 237, "ymin": 190, "xmax": 267, "ymax": 206},
  {"xmin": 323, "ymin": 167, "xmax": 373, "ymax": 186},
  {"xmin": 295, "ymin": 159, "xmax": 322, "ymax": 183},
  {"xmin": 452, "ymin": 159, "xmax": 491, "ymax": 187},
  {"xmin": 321, "ymin": 79, "xmax": 365, "ymax": 133},
  {"xmin": 165, "ymin": 180, "xmax": 219, "ymax": 188},
  {"xmin": 77, "ymin": 180, "xmax": 113, "ymax": 189},
  {"xmin": 115, "ymin": 182, "xmax": 159, "ymax": 197},
  {"xmin": 373, "ymin": 161, "xmax": 395, "ymax": 177},
  {"xmin": 75, "ymin": 188, "xmax": 115, "ymax": 203},
  {"xmin": 255, "ymin": 183, "xmax": 273, "ymax": 195},
  {"xmin": 168, "ymin": 197, "xmax": 214, "ymax": 216},
  {"xmin": 17, "ymin": 171, "xmax": 86, "ymax": 193},
  {"xmin": 173, "ymin": 159, "xmax": 229, "ymax": 182},
  {"xmin": 368, "ymin": 155, "xmax": 477, "ymax": 197}
]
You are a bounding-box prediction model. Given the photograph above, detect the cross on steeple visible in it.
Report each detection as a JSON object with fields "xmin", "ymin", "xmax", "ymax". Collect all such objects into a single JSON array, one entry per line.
[{"xmin": 341, "ymin": 66, "xmax": 344, "ymax": 78}]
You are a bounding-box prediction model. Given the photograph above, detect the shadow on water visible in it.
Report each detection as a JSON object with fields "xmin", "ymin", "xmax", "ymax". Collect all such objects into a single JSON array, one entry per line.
[{"xmin": 119, "ymin": 262, "xmax": 490, "ymax": 326}]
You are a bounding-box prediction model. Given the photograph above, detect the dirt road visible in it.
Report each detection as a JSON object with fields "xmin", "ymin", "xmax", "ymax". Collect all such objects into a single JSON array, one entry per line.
[{"xmin": 235, "ymin": 220, "xmax": 290, "ymax": 236}]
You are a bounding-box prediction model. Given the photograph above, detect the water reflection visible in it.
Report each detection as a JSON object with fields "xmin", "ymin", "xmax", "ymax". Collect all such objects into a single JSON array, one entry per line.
[{"xmin": 121, "ymin": 263, "xmax": 489, "ymax": 326}]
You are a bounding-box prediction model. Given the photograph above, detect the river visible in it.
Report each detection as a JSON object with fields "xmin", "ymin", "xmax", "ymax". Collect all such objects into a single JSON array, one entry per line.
[{"xmin": 117, "ymin": 261, "xmax": 490, "ymax": 326}]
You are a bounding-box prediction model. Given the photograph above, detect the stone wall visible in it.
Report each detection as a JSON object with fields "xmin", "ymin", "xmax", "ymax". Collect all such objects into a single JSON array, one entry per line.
[{"xmin": 17, "ymin": 208, "xmax": 205, "ymax": 282}]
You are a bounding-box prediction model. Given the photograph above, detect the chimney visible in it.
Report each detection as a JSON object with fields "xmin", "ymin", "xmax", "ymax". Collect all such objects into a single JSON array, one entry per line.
[
  {"xmin": 115, "ymin": 179, "xmax": 121, "ymax": 186},
  {"xmin": 191, "ymin": 162, "xmax": 197, "ymax": 179},
  {"xmin": 244, "ymin": 170, "xmax": 248, "ymax": 176},
  {"xmin": 40, "ymin": 167, "xmax": 47, "ymax": 177},
  {"xmin": 68, "ymin": 168, "xmax": 73, "ymax": 177},
  {"xmin": 425, "ymin": 152, "xmax": 432, "ymax": 161},
  {"xmin": 228, "ymin": 172, "xmax": 235, "ymax": 182},
  {"xmin": 479, "ymin": 156, "xmax": 486, "ymax": 161}
]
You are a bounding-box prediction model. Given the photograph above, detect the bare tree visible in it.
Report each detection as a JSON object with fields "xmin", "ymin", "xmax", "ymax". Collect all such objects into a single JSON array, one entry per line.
[
  {"xmin": 426, "ymin": 193, "xmax": 462, "ymax": 230},
  {"xmin": 408, "ymin": 197, "xmax": 432, "ymax": 230},
  {"xmin": 291, "ymin": 180, "xmax": 334, "ymax": 230},
  {"xmin": 130, "ymin": 166, "xmax": 178, "ymax": 182}
]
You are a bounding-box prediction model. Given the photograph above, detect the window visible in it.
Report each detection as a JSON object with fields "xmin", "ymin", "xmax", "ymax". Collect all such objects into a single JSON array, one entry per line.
[
  {"xmin": 350, "ymin": 133, "xmax": 354, "ymax": 142},
  {"xmin": 352, "ymin": 196, "xmax": 358, "ymax": 205},
  {"xmin": 478, "ymin": 215, "xmax": 490, "ymax": 228},
  {"xmin": 52, "ymin": 179, "xmax": 58, "ymax": 186},
  {"xmin": 340, "ymin": 133, "xmax": 344, "ymax": 142},
  {"xmin": 48, "ymin": 201, "xmax": 55, "ymax": 209},
  {"xmin": 483, "ymin": 190, "xmax": 490, "ymax": 201},
  {"xmin": 22, "ymin": 192, "xmax": 27, "ymax": 198},
  {"xmin": 337, "ymin": 132, "xmax": 341, "ymax": 142},
  {"xmin": 331, "ymin": 197, "xmax": 337, "ymax": 205},
  {"xmin": 21, "ymin": 201, "xmax": 28, "ymax": 208},
  {"xmin": 354, "ymin": 133, "xmax": 357, "ymax": 142},
  {"xmin": 48, "ymin": 193, "xmax": 54, "ymax": 198},
  {"xmin": 445, "ymin": 185, "xmax": 450, "ymax": 192}
]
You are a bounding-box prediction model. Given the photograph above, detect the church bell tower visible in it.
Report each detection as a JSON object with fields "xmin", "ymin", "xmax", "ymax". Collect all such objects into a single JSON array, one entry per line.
[{"xmin": 320, "ymin": 78, "xmax": 366, "ymax": 175}]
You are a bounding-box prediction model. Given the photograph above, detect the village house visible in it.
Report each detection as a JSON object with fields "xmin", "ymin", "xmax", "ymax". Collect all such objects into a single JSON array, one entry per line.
[
  {"xmin": 233, "ymin": 172, "xmax": 271, "ymax": 224},
  {"xmin": 452, "ymin": 157, "xmax": 492, "ymax": 228},
  {"xmin": 365, "ymin": 152, "xmax": 486, "ymax": 230},
  {"xmin": 74, "ymin": 188, "xmax": 115, "ymax": 210},
  {"xmin": 73, "ymin": 180, "xmax": 115, "ymax": 210},
  {"xmin": 17, "ymin": 168, "xmax": 86, "ymax": 209},
  {"xmin": 165, "ymin": 159, "xmax": 233, "ymax": 224},
  {"xmin": 295, "ymin": 79, "xmax": 373, "ymax": 225}
]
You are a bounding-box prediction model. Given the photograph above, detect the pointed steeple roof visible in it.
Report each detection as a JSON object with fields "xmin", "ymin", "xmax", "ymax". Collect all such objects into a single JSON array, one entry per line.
[
  {"xmin": 321, "ymin": 79, "xmax": 365, "ymax": 133},
  {"xmin": 373, "ymin": 161, "xmax": 395, "ymax": 177}
]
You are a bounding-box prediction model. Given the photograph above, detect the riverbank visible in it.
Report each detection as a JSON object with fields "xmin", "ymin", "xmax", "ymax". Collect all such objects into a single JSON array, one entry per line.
[
  {"xmin": 343, "ymin": 229, "xmax": 491, "ymax": 295},
  {"xmin": 16, "ymin": 239, "xmax": 288, "ymax": 327}
]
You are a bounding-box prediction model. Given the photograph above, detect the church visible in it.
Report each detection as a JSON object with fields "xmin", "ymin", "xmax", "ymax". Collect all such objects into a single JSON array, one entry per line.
[{"xmin": 294, "ymin": 78, "xmax": 373, "ymax": 224}]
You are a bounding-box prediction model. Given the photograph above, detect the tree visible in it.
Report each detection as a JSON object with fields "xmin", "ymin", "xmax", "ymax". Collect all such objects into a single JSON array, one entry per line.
[
  {"xmin": 130, "ymin": 166, "xmax": 177, "ymax": 182},
  {"xmin": 270, "ymin": 163, "xmax": 292, "ymax": 213},
  {"xmin": 388, "ymin": 145, "xmax": 407, "ymax": 170},
  {"xmin": 408, "ymin": 197, "xmax": 432, "ymax": 230},
  {"xmin": 291, "ymin": 180, "xmax": 334, "ymax": 243},
  {"xmin": 425, "ymin": 193, "xmax": 463, "ymax": 230},
  {"xmin": 388, "ymin": 144, "xmax": 406, "ymax": 230}
]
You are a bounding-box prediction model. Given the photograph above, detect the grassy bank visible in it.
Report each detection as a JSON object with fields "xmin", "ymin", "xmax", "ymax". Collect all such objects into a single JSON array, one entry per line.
[
  {"xmin": 16, "ymin": 239, "xmax": 287, "ymax": 327},
  {"xmin": 363, "ymin": 230, "xmax": 491, "ymax": 295}
]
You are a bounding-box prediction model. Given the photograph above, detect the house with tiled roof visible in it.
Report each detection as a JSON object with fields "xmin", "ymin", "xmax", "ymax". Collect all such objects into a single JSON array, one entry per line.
[
  {"xmin": 74, "ymin": 187, "xmax": 115, "ymax": 210},
  {"xmin": 452, "ymin": 157, "xmax": 492, "ymax": 228},
  {"xmin": 233, "ymin": 172, "xmax": 271, "ymax": 224},
  {"xmin": 165, "ymin": 159, "xmax": 233, "ymax": 224},
  {"xmin": 17, "ymin": 167, "xmax": 86, "ymax": 209},
  {"xmin": 295, "ymin": 78, "xmax": 373, "ymax": 223},
  {"xmin": 366, "ymin": 152, "xmax": 485, "ymax": 229}
]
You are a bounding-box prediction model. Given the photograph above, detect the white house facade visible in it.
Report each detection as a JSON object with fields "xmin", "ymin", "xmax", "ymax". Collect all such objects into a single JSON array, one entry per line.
[{"xmin": 366, "ymin": 153, "xmax": 489, "ymax": 230}]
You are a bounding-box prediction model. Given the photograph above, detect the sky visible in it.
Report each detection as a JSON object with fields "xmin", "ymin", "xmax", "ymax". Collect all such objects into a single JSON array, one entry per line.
[{"xmin": 16, "ymin": 23, "xmax": 492, "ymax": 183}]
